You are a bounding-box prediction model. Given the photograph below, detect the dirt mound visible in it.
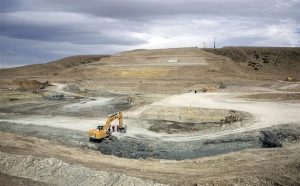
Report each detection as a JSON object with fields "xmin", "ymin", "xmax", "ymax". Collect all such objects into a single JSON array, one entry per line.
[
  {"xmin": 12, "ymin": 78, "xmax": 51, "ymax": 90},
  {"xmin": 140, "ymin": 106, "xmax": 249, "ymax": 124},
  {"xmin": 13, "ymin": 78, "xmax": 42, "ymax": 90},
  {"xmin": 140, "ymin": 107, "xmax": 251, "ymax": 134},
  {"xmin": 204, "ymin": 47, "xmax": 300, "ymax": 77},
  {"xmin": 0, "ymin": 152, "xmax": 163, "ymax": 186}
]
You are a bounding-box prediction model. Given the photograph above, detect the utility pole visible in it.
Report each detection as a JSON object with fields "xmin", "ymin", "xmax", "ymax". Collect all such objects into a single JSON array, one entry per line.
[
  {"xmin": 138, "ymin": 80, "xmax": 142, "ymax": 94},
  {"xmin": 214, "ymin": 37, "xmax": 216, "ymax": 49}
]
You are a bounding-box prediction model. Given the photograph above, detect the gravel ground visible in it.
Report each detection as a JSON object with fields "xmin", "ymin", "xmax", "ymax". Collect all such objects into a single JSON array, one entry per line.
[{"xmin": 0, "ymin": 151, "xmax": 164, "ymax": 186}]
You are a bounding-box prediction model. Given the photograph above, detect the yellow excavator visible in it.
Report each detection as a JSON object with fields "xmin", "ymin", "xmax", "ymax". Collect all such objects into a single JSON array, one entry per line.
[{"xmin": 88, "ymin": 112, "xmax": 127, "ymax": 141}]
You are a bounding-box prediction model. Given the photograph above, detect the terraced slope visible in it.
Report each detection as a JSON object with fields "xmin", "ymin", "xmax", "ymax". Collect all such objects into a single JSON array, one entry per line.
[{"xmin": 2, "ymin": 47, "xmax": 297, "ymax": 93}]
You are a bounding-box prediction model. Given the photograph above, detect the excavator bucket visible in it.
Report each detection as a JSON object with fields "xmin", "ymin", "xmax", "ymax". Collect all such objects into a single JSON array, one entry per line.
[{"xmin": 117, "ymin": 125, "xmax": 127, "ymax": 133}]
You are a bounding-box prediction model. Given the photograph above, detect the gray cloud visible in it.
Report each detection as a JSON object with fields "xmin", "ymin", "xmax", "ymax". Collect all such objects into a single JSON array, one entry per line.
[
  {"xmin": 2, "ymin": 0, "xmax": 299, "ymax": 21},
  {"xmin": 0, "ymin": 12, "xmax": 147, "ymax": 45},
  {"xmin": 0, "ymin": 35, "xmax": 130, "ymax": 67},
  {"xmin": 0, "ymin": 0, "xmax": 299, "ymax": 67}
]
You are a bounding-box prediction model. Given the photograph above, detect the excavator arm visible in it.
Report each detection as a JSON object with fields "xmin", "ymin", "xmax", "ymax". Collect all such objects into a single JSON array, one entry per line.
[{"xmin": 103, "ymin": 112, "xmax": 124, "ymax": 131}]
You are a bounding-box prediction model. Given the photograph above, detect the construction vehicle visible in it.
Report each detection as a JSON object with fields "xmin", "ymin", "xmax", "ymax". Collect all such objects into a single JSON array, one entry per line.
[{"xmin": 88, "ymin": 112, "xmax": 127, "ymax": 141}]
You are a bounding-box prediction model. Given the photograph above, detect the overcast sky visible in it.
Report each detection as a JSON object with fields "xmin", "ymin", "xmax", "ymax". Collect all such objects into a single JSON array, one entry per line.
[{"xmin": 1, "ymin": 0, "xmax": 300, "ymax": 67}]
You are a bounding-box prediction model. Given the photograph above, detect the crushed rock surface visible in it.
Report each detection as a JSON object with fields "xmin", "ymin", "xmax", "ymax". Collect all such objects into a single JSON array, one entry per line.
[{"xmin": 0, "ymin": 151, "xmax": 165, "ymax": 186}]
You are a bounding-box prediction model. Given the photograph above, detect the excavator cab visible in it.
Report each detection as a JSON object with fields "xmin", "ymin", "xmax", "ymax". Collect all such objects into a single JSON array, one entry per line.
[
  {"xmin": 88, "ymin": 112, "xmax": 126, "ymax": 141},
  {"xmin": 97, "ymin": 125, "xmax": 104, "ymax": 131}
]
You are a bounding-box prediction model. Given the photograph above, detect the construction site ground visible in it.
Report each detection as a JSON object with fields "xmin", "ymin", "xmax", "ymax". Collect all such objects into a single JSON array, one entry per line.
[{"xmin": 0, "ymin": 47, "xmax": 300, "ymax": 185}]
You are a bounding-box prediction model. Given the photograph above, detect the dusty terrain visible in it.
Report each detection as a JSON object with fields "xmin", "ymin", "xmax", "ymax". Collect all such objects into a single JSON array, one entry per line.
[{"xmin": 0, "ymin": 47, "xmax": 300, "ymax": 185}]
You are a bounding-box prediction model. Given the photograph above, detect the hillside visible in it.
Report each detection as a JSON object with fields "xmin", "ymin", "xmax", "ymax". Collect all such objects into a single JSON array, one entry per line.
[
  {"xmin": 0, "ymin": 55, "xmax": 109, "ymax": 77},
  {"xmin": 204, "ymin": 47, "xmax": 300, "ymax": 77},
  {"xmin": 1, "ymin": 47, "xmax": 300, "ymax": 93}
]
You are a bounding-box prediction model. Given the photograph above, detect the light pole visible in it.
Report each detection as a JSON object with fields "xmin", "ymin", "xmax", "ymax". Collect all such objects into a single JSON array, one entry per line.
[{"xmin": 214, "ymin": 37, "xmax": 216, "ymax": 49}]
